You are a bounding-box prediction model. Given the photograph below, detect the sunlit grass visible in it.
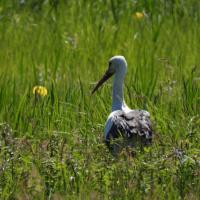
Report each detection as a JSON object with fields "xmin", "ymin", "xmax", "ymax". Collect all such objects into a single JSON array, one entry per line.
[{"xmin": 0, "ymin": 0, "xmax": 200, "ymax": 199}]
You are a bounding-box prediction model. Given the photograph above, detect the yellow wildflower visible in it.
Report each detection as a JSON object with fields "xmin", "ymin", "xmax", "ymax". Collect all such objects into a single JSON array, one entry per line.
[
  {"xmin": 133, "ymin": 12, "xmax": 144, "ymax": 20},
  {"xmin": 33, "ymin": 86, "xmax": 48, "ymax": 97}
]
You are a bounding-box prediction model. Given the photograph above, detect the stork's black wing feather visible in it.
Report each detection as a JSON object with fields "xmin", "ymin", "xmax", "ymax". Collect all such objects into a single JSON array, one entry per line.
[{"xmin": 108, "ymin": 109, "xmax": 153, "ymax": 145}]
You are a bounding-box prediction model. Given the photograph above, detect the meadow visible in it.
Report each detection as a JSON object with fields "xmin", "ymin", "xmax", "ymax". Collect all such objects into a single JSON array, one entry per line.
[{"xmin": 0, "ymin": 0, "xmax": 200, "ymax": 199}]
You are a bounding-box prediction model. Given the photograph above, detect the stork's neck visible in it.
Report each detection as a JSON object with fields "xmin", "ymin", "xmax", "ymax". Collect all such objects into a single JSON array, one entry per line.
[{"xmin": 112, "ymin": 71, "xmax": 126, "ymax": 111}]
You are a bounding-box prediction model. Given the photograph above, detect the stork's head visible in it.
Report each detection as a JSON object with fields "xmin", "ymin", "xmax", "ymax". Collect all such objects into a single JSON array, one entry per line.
[{"xmin": 92, "ymin": 55, "xmax": 127, "ymax": 94}]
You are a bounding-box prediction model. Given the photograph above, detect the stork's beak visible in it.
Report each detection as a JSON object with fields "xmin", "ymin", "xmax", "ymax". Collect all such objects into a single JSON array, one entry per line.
[{"xmin": 92, "ymin": 69, "xmax": 114, "ymax": 94}]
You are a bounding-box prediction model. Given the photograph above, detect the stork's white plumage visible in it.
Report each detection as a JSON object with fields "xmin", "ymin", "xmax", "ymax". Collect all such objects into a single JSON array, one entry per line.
[{"xmin": 92, "ymin": 56, "xmax": 152, "ymax": 153}]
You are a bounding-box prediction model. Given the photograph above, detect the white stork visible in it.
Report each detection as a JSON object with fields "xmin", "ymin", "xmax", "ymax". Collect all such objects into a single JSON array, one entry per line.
[{"xmin": 92, "ymin": 56, "xmax": 153, "ymax": 154}]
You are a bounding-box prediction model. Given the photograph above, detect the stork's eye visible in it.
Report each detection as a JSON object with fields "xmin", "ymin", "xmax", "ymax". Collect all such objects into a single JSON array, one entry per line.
[{"xmin": 108, "ymin": 60, "xmax": 115, "ymax": 73}]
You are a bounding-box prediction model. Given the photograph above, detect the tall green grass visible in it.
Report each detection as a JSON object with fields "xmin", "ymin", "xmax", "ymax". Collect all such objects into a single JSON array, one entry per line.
[{"xmin": 0, "ymin": 0, "xmax": 200, "ymax": 199}]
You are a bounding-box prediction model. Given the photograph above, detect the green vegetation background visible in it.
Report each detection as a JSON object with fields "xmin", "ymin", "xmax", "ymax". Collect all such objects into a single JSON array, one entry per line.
[{"xmin": 0, "ymin": 0, "xmax": 200, "ymax": 199}]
